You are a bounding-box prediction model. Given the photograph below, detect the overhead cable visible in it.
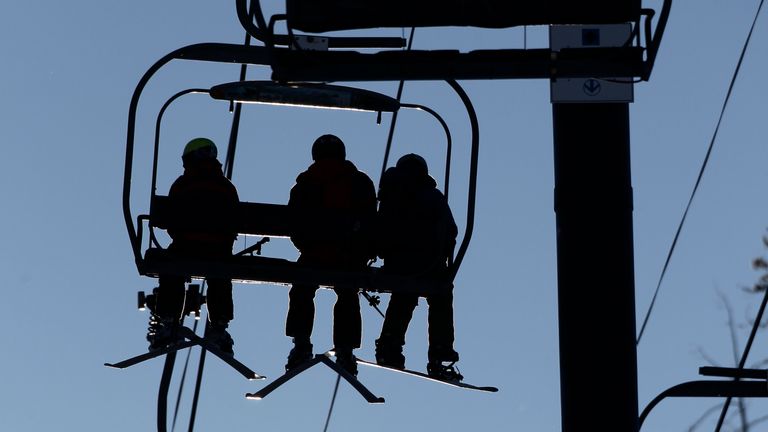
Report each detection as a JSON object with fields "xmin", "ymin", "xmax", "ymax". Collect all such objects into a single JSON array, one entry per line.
[{"xmin": 636, "ymin": 0, "xmax": 765, "ymax": 345}]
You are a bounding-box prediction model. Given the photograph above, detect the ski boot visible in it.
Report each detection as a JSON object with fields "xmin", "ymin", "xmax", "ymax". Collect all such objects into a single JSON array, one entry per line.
[
  {"xmin": 427, "ymin": 346, "xmax": 463, "ymax": 381},
  {"xmin": 205, "ymin": 321, "xmax": 234, "ymax": 355},
  {"xmin": 285, "ymin": 338, "xmax": 313, "ymax": 372},
  {"xmin": 375, "ymin": 338, "xmax": 405, "ymax": 369},
  {"xmin": 146, "ymin": 314, "xmax": 181, "ymax": 352},
  {"xmin": 334, "ymin": 346, "xmax": 358, "ymax": 377}
]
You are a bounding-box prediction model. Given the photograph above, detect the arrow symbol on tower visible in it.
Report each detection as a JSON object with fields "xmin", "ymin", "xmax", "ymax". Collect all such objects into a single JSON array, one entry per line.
[{"xmin": 583, "ymin": 79, "xmax": 602, "ymax": 96}]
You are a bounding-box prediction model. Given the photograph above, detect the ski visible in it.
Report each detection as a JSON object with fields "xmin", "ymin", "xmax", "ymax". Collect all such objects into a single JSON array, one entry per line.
[
  {"xmin": 246, "ymin": 356, "xmax": 324, "ymax": 401},
  {"xmin": 105, "ymin": 325, "xmax": 265, "ymax": 380},
  {"xmin": 246, "ymin": 353, "xmax": 385, "ymax": 403},
  {"xmin": 177, "ymin": 327, "xmax": 264, "ymax": 380},
  {"xmin": 105, "ymin": 340, "xmax": 196, "ymax": 369},
  {"xmin": 356, "ymin": 358, "xmax": 499, "ymax": 393}
]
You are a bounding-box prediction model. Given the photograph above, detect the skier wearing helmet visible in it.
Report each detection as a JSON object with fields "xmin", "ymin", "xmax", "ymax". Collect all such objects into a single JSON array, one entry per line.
[
  {"xmin": 285, "ymin": 134, "xmax": 376, "ymax": 376},
  {"xmin": 147, "ymin": 138, "xmax": 240, "ymax": 355}
]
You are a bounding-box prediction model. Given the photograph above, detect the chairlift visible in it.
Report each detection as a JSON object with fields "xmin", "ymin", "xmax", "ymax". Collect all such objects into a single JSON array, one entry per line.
[
  {"xmin": 112, "ymin": 0, "xmax": 673, "ymax": 421},
  {"xmin": 125, "ymin": 78, "xmax": 479, "ymax": 296}
]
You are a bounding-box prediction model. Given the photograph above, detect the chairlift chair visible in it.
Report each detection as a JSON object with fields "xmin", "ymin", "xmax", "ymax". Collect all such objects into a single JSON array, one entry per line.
[{"xmin": 125, "ymin": 78, "xmax": 480, "ymax": 297}]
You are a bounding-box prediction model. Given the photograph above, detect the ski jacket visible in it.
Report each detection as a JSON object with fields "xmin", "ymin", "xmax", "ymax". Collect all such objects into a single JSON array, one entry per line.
[
  {"xmin": 166, "ymin": 159, "xmax": 240, "ymax": 252},
  {"xmin": 376, "ymin": 166, "xmax": 457, "ymax": 273},
  {"xmin": 289, "ymin": 159, "xmax": 377, "ymax": 265}
]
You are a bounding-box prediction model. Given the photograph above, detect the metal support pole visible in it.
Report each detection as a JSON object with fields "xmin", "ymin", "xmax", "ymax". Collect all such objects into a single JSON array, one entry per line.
[{"xmin": 552, "ymin": 103, "xmax": 638, "ymax": 431}]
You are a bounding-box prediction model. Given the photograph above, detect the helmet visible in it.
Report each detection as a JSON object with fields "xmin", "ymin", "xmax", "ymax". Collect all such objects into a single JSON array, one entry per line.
[
  {"xmin": 311, "ymin": 134, "xmax": 346, "ymax": 161},
  {"xmin": 396, "ymin": 153, "xmax": 428, "ymax": 177},
  {"xmin": 182, "ymin": 138, "xmax": 218, "ymax": 161}
]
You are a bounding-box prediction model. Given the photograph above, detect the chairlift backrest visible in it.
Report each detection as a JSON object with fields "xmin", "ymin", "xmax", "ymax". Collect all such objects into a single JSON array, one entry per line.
[{"xmin": 150, "ymin": 195, "xmax": 293, "ymax": 238}]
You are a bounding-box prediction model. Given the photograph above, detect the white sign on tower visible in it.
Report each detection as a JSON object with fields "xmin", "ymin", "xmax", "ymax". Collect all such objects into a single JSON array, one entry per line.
[{"xmin": 550, "ymin": 24, "xmax": 634, "ymax": 103}]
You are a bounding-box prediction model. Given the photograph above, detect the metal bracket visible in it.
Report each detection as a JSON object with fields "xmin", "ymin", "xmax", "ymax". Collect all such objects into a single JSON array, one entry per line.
[{"xmin": 291, "ymin": 35, "xmax": 329, "ymax": 51}]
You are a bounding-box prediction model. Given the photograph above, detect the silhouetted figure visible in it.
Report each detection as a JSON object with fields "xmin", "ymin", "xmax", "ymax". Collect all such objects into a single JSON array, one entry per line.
[
  {"xmin": 148, "ymin": 138, "xmax": 240, "ymax": 354},
  {"xmin": 285, "ymin": 134, "xmax": 376, "ymax": 376},
  {"xmin": 375, "ymin": 154, "xmax": 463, "ymax": 381}
]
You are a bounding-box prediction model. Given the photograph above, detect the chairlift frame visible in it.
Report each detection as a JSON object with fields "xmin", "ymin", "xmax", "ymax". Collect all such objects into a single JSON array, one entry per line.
[{"xmin": 123, "ymin": 54, "xmax": 478, "ymax": 294}]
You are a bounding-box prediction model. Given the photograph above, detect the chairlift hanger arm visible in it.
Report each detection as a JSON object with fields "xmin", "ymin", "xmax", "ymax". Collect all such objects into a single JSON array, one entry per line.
[{"xmin": 445, "ymin": 80, "xmax": 478, "ymax": 280}]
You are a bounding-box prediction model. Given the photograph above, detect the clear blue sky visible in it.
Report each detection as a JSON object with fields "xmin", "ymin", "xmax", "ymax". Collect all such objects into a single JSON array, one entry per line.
[{"xmin": 2, "ymin": 1, "xmax": 767, "ymax": 431}]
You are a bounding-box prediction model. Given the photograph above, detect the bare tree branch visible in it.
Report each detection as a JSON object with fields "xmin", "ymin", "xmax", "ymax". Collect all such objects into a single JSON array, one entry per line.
[
  {"xmin": 745, "ymin": 412, "xmax": 768, "ymax": 429},
  {"xmin": 688, "ymin": 402, "xmax": 725, "ymax": 431},
  {"xmin": 696, "ymin": 346, "xmax": 721, "ymax": 367},
  {"xmin": 717, "ymin": 291, "xmax": 749, "ymax": 431}
]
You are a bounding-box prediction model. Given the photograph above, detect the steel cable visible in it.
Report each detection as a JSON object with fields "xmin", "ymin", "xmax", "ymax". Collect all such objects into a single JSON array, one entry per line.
[{"xmin": 636, "ymin": 0, "xmax": 765, "ymax": 345}]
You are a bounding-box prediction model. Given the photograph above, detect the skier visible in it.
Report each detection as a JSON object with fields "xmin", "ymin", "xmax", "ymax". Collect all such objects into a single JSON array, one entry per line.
[
  {"xmin": 147, "ymin": 138, "xmax": 240, "ymax": 355},
  {"xmin": 374, "ymin": 153, "xmax": 463, "ymax": 381},
  {"xmin": 285, "ymin": 134, "xmax": 377, "ymax": 376}
]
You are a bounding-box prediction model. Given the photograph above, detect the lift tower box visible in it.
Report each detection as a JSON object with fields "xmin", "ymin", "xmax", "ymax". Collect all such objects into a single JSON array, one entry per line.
[
  {"xmin": 550, "ymin": 24, "xmax": 635, "ymax": 103},
  {"xmin": 287, "ymin": 0, "xmax": 641, "ymax": 33}
]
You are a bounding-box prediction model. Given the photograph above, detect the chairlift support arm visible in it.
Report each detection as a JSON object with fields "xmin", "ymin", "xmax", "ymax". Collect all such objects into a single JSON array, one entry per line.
[
  {"xmin": 638, "ymin": 380, "xmax": 768, "ymax": 429},
  {"xmin": 445, "ymin": 80, "xmax": 478, "ymax": 278}
]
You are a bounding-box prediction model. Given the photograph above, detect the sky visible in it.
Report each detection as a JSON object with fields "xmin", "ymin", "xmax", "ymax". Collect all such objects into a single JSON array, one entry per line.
[{"xmin": 2, "ymin": 1, "xmax": 768, "ymax": 431}]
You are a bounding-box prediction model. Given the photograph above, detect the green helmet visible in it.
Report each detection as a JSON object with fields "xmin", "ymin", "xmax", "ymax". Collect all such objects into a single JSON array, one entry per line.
[{"xmin": 183, "ymin": 137, "xmax": 218, "ymax": 160}]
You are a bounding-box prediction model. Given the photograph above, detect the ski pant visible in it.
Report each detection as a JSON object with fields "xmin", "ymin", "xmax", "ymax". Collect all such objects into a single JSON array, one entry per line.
[
  {"xmin": 285, "ymin": 255, "xmax": 363, "ymax": 349},
  {"xmin": 154, "ymin": 241, "xmax": 234, "ymax": 323},
  {"xmin": 155, "ymin": 276, "xmax": 233, "ymax": 323},
  {"xmin": 379, "ymin": 284, "xmax": 456, "ymax": 361}
]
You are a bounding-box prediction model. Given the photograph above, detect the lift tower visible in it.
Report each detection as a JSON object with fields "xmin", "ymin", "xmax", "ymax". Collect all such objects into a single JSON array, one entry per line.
[
  {"xmin": 553, "ymin": 100, "xmax": 637, "ymax": 431},
  {"xmin": 550, "ymin": 24, "xmax": 638, "ymax": 431}
]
